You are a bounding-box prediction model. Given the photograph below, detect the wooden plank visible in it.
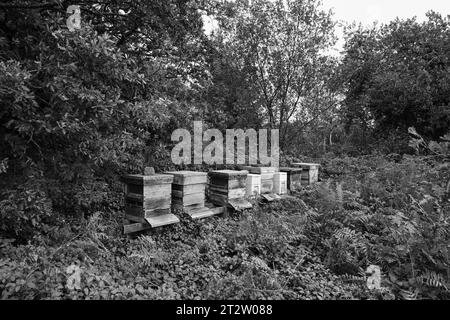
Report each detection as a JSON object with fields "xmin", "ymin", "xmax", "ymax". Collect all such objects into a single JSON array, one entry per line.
[
  {"xmin": 282, "ymin": 170, "xmax": 302, "ymax": 191},
  {"xmin": 204, "ymin": 203, "xmax": 227, "ymax": 215},
  {"xmin": 209, "ymin": 206, "xmax": 226, "ymax": 215},
  {"xmin": 246, "ymin": 174, "xmax": 261, "ymax": 196},
  {"xmin": 241, "ymin": 166, "xmax": 278, "ymax": 174},
  {"xmin": 208, "ymin": 194, "xmax": 228, "ymax": 206},
  {"xmin": 165, "ymin": 171, "xmax": 207, "ymax": 185},
  {"xmin": 187, "ymin": 207, "xmax": 218, "ymax": 220},
  {"xmin": 280, "ymin": 167, "xmax": 303, "ymax": 174},
  {"xmin": 261, "ymin": 194, "xmax": 277, "ymax": 202},
  {"xmin": 144, "ymin": 208, "xmax": 171, "ymax": 218},
  {"xmin": 208, "ymin": 170, "xmax": 248, "ymax": 188},
  {"xmin": 208, "ymin": 186, "xmax": 246, "ymax": 198},
  {"xmin": 172, "ymin": 192, "xmax": 205, "ymax": 202},
  {"xmin": 180, "ymin": 176, "xmax": 208, "ymax": 185},
  {"xmin": 261, "ymin": 173, "xmax": 275, "ymax": 180},
  {"xmin": 301, "ymin": 169, "xmax": 318, "ymax": 184},
  {"xmin": 209, "ymin": 177, "xmax": 246, "ymax": 189},
  {"xmin": 143, "ymin": 184, "xmax": 171, "ymax": 198},
  {"xmin": 173, "ymin": 202, "xmax": 205, "ymax": 211},
  {"xmin": 126, "ymin": 183, "xmax": 143, "ymax": 195},
  {"xmin": 125, "ymin": 214, "xmax": 146, "ymax": 223},
  {"xmin": 274, "ymin": 172, "xmax": 288, "ymax": 194},
  {"xmin": 125, "ymin": 204, "xmax": 144, "ymax": 217},
  {"xmin": 125, "ymin": 192, "xmax": 144, "ymax": 202},
  {"xmin": 127, "ymin": 192, "xmax": 172, "ymax": 204},
  {"xmin": 172, "ymin": 183, "xmax": 205, "ymax": 195},
  {"xmin": 208, "ymin": 170, "xmax": 248, "ymax": 179},
  {"xmin": 172, "ymin": 193, "xmax": 205, "ymax": 206},
  {"xmin": 121, "ymin": 174, "xmax": 174, "ymax": 186},
  {"xmin": 143, "ymin": 197, "xmax": 171, "ymax": 210},
  {"xmin": 310, "ymin": 169, "xmax": 318, "ymax": 183},
  {"xmin": 288, "ymin": 176, "xmax": 302, "ymax": 191},
  {"xmin": 261, "ymin": 180, "xmax": 274, "ymax": 194},
  {"xmin": 226, "ymin": 188, "xmax": 246, "ymax": 199},
  {"xmin": 124, "ymin": 222, "xmax": 150, "ymax": 234},
  {"xmin": 145, "ymin": 214, "xmax": 180, "ymax": 228},
  {"xmin": 228, "ymin": 199, "xmax": 252, "ymax": 210},
  {"xmin": 172, "ymin": 190, "xmax": 184, "ymax": 198},
  {"xmin": 291, "ymin": 163, "xmax": 320, "ymax": 170}
]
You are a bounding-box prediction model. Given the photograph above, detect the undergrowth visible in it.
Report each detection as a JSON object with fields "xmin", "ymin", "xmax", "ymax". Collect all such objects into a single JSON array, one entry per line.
[{"xmin": 1, "ymin": 154, "xmax": 449, "ymax": 300}]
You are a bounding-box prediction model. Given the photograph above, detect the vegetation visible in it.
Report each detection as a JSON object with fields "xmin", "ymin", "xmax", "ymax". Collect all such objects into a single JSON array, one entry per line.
[{"xmin": 0, "ymin": 0, "xmax": 449, "ymax": 300}]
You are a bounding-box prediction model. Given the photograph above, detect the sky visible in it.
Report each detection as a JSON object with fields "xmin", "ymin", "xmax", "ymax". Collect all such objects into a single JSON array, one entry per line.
[
  {"xmin": 202, "ymin": 0, "xmax": 449, "ymax": 55},
  {"xmin": 320, "ymin": 0, "xmax": 449, "ymax": 55},
  {"xmin": 321, "ymin": 0, "xmax": 450, "ymax": 26}
]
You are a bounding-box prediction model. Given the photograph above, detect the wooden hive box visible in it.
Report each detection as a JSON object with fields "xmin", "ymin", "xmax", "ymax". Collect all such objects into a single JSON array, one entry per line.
[
  {"xmin": 274, "ymin": 172, "xmax": 288, "ymax": 195},
  {"xmin": 208, "ymin": 170, "xmax": 252, "ymax": 210},
  {"xmin": 246, "ymin": 174, "xmax": 261, "ymax": 197},
  {"xmin": 280, "ymin": 167, "xmax": 303, "ymax": 192},
  {"xmin": 165, "ymin": 171, "xmax": 215, "ymax": 220},
  {"xmin": 291, "ymin": 163, "xmax": 320, "ymax": 184},
  {"xmin": 241, "ymin": 166, "xmax": 277, "ymax": 194},
  {"xmin": 121, "ymin": 174, "xmax": 180, "ymax": 228}
]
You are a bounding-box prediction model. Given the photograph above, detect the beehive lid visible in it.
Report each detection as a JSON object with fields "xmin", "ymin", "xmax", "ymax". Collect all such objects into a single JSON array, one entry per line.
[
  {"xmin": 165, "ymin": 171, "xmax": 207, "ymax": 185},
  {"xmin": 291, "ymin": 163, "xmax": 320, "ymax": 169},
  {"xmin": 165, "ymin": 170, "xmax": 207, "ymax": 176},
  {"xmin": 275, "ymin": 172, "xmax": 287, "ymax": 177},
  {"xmin": 241, "ymin": 166, "xmax": 278, "ymax": 174},
  {"xmin": 121, "ymin": 174, "xmax": 174, "ymax": 186},
  {"xmin": 209, "ymin": 170, "xmax": 249, "ymax": 179},
  {"xmin": 280, "ymin": 167, "xmax": 303, "ymax": 173}
]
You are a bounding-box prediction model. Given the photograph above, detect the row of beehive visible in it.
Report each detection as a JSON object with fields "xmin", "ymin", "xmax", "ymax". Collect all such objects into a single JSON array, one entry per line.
[{"xmin": 121, "ymin": 163, "xmax": 319, "ymax": 229}]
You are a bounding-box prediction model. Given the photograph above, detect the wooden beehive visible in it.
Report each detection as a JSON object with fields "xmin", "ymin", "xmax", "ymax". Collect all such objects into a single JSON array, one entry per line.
[
  {"xmin": 274, "ymin": 172, "xmax": 288, "ymax": 194},
  {"xmin": 246, "ymin": 174, "xmax": 261, "ymax": 197},
  {"xmin": 165, "ymin": 171, "xmax": 214, "ymax": 219},
  {"xmin": 291, "ymin": 163, "xmax": 320, "ymax": 184},
  {"xmin": 208, "ymin": 170, "xmax": 252, "ymax": 210},
  {"xmin": 280, "ymin": 167, "xmax": 303, "ymax": 192},
  {"xmin": 242, "ymin": 166, "xmax": 277, "ymax": 194},
  {"xmin": 121, "ymin": 174, "xmax": 180, "ymax": 228}
]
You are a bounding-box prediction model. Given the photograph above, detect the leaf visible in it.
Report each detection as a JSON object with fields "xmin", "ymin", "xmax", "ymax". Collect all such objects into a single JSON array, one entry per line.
[{"xmin": 66, "ymin": 265, "xmax": 82, "ymax": 291}]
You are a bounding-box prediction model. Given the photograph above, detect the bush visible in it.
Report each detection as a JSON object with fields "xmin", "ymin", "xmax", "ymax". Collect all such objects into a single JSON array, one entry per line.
[{"xmin": 302, "ymin": 154, "xmax": 450, "ymax": 299}]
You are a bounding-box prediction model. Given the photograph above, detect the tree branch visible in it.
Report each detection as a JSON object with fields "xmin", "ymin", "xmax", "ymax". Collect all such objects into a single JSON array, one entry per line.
[{"xmin": 0, "ymin": 2, "xmax": 60, "ymax": 10}]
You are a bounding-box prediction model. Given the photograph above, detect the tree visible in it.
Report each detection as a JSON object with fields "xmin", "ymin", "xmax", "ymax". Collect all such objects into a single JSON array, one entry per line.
[
  {"xmin": 339, "ymin": 12, "xmax": 450, "ymax": 150},
  {"xmin": 212, "ymin": 0, "xmax": 337, "ymax": 148},
  {"xmin": 0, "ymin": 1, "xmax": 211, "ymax": 239}
]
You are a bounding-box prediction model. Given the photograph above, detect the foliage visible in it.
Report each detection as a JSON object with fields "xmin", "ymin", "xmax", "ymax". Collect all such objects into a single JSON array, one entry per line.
[
  {"xmin": 338, "ymin": 12, "xmax": 450, "ymax": 151},
  {"xmin": 305, "ymin": 154, "xmax": 450, "ymax": 299},
  {"xmin": 0, "ymin": 198, "xmax": 372, "ymax": 300},
  {"xmin": 208, "ymin": 0, "xmax": 339, "ymax": 148},
  {"xmin": 0, "ymin": 0, "xmax": 449, "ymax": 301},
  {"xmin": 0, "ymin": 2, "xmax": 208, "ymax": 239}
]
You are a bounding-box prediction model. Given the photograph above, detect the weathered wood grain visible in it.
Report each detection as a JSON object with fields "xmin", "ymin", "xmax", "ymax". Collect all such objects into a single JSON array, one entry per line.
[
  {"xmin": 121, "ymin": 174, "xmax": 174, "ymax": 186},
  {"xmin": 280, "ymin": 167, "xmax": 303, "ymax": 191},
  {"xmin": 172, "ymin": 183, "xmax": 205, "ymax": 195},
  {"xmin": 143, "ymin": 197, "xmax": 171, "ymax": 210},
  {"xmin": 274, "ymin": 172, "xmax": 288, "ymax": 194},
  {"xmin": 240, "ymin": 166, "xmax": 278, "ymax": 174},
  {"xmin": 172, "ymin": 193, "xmax": 205, "ymax": 206},
  {"xmin": 246, "ymin": 174, "xmax": 261, "ymax": 197},
  {"xmin": 165, "ymin": 171, "xmax": 207, "ymax": 185},
  {"xmin": 124, "ymin": 222, "xmax": 150, "ymax": 234}
]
